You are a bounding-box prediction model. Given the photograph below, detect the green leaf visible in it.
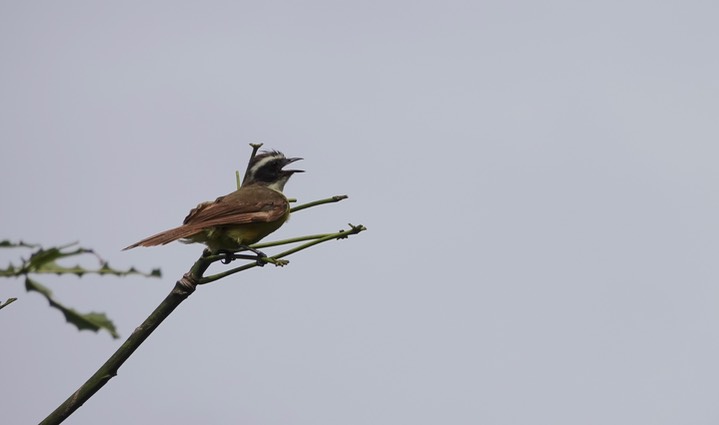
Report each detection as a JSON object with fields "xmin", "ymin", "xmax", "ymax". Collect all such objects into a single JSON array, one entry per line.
[
  {"xmin": 25, "ymin": 276, "xmax": 53, "ymax": 297},
  {"xmin": 0, "ymin": 240, "xmax": 40, "ymax": 249},
  {"xmin": 0, "ymin": 298, "xmax": 18, "ymax": 310},
  {"xmin": 1, "ymin": 241, "xmax": 162, "ymax": 278},
  {"xmin": 0, "ymin": 263, "xmax": 18, "ymax": 277},
  {"xmin": 27, "ymin": 247, "xmax": 65, "ymax": 269},
  {"xmin": 25, "ymin": 277, "xmax": 120, "ymax": 339},
  {"xmin": 27, "ymin": 242, "xmax": 96, "ymax": 273}
]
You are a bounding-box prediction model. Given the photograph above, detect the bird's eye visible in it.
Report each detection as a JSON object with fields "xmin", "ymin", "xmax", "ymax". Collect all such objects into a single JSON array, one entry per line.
[{"xmin": 253, "ymin": 159, "xmax": 283, "ymax": 182}]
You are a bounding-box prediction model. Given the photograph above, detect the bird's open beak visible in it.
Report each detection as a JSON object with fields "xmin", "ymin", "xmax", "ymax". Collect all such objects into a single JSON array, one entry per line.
[{"xmin": 282, "ymin": 157, "xmax": 304, "ymax": 174}]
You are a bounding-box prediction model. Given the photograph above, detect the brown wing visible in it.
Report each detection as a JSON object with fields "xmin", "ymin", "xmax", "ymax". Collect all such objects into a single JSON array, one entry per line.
[
  {"xmin": 123, "ymin": 186, "xmax": 288, "ymax": 250},
  {"xmin": 182, "ymin": 186, "xmax": 288, "ymax": 227}
]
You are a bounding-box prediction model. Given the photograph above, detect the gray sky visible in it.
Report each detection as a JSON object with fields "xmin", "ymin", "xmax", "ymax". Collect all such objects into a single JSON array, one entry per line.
[{"xmin": 2, "ymin": 1, "xmax": 719, "ymax": 424}]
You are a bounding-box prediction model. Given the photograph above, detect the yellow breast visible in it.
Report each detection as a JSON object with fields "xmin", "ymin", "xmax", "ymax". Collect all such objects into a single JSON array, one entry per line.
[{"xmin": 193, "ymin": 207, "xmax": 291, "ymax": 252}]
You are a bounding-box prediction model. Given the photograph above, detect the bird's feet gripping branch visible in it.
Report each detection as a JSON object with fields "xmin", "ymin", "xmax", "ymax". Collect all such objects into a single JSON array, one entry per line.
[
  {"xmin": 218, "ymin": 246, "xmax": 267, "ymax": 266},
  {"xmin": 123, "ymin": 148, "xmax": 302, "ymax": 262}
]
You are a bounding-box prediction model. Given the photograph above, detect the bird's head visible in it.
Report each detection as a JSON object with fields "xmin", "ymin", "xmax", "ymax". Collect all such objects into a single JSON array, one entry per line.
[{"xmin": 243, "ymin": 150, "xmax": 304, "ymax": 192}]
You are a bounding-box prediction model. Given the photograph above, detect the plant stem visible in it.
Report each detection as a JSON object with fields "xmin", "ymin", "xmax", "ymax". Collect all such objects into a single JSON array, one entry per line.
[
  {"xmin": 38, "ymin": 221, "xmax": 365, "ymax": 424},
  {"xmin": 252, "ymin": 232, "xmax": 346, "ymax": 249},
  {"xmin": 240, "ymin": 143, "xmax": 264, "ymax": 187},
  {"xmin": 38, "ymin": 273, "xmax": 199, "ymax": 425},
  {"xmin": 198, "ymin": 224, "xmax": 366, "ymax": 285},
  {"xmin": 290, "ymin": 195, "xmax": 347, "ymax": 213}
]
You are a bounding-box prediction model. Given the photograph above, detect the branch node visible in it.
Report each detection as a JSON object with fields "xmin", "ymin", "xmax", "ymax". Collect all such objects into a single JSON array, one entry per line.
[{"xmin": 175, "ymin": 273, "xmax": 198, "ymax": 296}]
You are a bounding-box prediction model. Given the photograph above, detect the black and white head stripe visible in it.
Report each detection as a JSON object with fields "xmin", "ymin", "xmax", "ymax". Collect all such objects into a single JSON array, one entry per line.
[
  {"xmin": 245, "ymin": 150, "xmax": 303, "ymax": 191},
  {"xmin": 248, "ymin": 150, "xmax": 287, "ymax": 177}
]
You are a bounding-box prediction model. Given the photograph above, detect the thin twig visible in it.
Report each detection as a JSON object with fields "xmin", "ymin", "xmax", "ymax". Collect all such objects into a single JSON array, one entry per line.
[
  {"xmin": 290, "ymin": 195, "xmax": 348, "ymax": 213},
  {"xmin": 240, "ymin": 143, "xmax": 264, "ymax": 188},
  {"xmin": 198, "ymin": 224, "xmax": 366, "ymax": 285},
  {"xmin": 252, "ymin": 233, "xmax": 343, "ymax": 249}
]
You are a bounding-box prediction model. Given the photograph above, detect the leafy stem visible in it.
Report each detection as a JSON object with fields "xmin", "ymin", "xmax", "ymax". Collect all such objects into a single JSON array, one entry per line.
[{"xmin": 0, "ymin": 241, "xmax": 160, "ymax": 336}]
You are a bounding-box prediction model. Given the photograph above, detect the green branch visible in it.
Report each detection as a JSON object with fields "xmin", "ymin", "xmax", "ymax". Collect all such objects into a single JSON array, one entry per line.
[
  {"xmin": 39, "ymin": 221, "xmax": 365, "ymax": 425},
  {"xmin": 198, "ymin": 223, "xmax": 366, "ymax": 285},
  {"xmin": 290, "ymin": 195, "xmax": 348, "ymax": 213},
  {"xmin": 39, "ymin": 273, "xmax": 198, "ymax": 425}
]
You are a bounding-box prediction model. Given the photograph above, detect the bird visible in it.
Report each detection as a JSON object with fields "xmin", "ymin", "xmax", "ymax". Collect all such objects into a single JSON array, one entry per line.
[{"xmin": 123, "ymin": 150, "xmax": 303, "ymax": 260}]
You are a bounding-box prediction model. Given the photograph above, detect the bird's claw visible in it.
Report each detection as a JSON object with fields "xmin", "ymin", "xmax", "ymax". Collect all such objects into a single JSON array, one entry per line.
[{"xmin": 217, "ymin": 247, "xmax": 268, "ymax": 266}]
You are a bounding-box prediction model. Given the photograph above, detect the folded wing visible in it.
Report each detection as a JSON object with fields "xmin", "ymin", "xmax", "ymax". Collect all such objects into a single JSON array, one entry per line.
[{"xmin": 123, "ymin": 186, "xmax": 288, "ymax": 250}]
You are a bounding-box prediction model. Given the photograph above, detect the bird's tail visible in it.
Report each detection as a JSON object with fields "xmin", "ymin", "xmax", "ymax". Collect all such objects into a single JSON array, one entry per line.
[{"xmin": 123, "ymin": 225, "xmax": 200, "ymax": 250}]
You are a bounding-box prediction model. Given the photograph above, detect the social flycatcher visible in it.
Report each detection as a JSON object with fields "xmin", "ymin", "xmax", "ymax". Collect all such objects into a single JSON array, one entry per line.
[{"xmin": 123, "ymin": 150, "xmax": 303, "ymax": 253}]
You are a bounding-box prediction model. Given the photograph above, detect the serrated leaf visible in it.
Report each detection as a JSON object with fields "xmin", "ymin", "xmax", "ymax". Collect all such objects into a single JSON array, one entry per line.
[
  {"xmin": 25, "ymin": 277, "xmax": 119, "ymax": 339},
  {"xmin": 25, "ymin": 276, "xmax": 53, "ymax": 297},
  {"xmin": 19, "ymin": 257, "xmax": 161, "ymax": 279},
  {"xmin": 3, "ymin": 240, "xmax": 160, "ymax": 278},
  {"xmin": 58, "ymin": 310, "xmax": 119, "ymax": 339},
  {"xmin": 27, "ymin": 247, "xmax": 64, "ymax": 269}
]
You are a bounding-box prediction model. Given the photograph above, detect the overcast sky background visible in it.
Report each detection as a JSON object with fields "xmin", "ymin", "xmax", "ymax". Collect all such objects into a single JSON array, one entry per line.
[{"xmin": 2, "ymin": 1, "xmax": 719, "ymax": 424}]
